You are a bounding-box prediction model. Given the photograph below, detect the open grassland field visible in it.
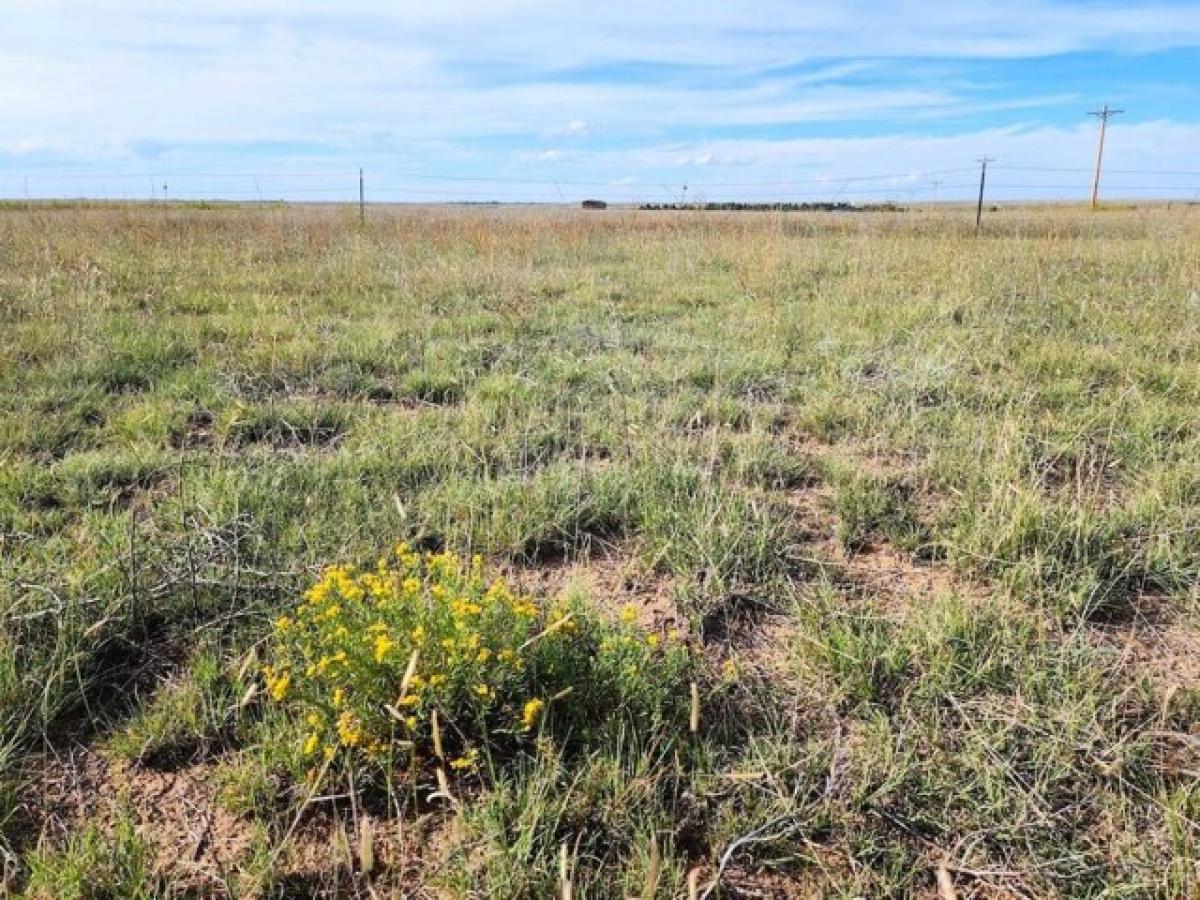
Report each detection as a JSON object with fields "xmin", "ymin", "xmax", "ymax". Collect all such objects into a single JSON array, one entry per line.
[{"xmin": 2, "ymin": 204, "xmax": 1200, "ymax": 898}]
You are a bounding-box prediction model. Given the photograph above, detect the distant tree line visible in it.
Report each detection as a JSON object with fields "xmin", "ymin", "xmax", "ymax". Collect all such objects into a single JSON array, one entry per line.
[{"xmin": 638, "ymin": 201, "xmax": 905, "ymax": 212}]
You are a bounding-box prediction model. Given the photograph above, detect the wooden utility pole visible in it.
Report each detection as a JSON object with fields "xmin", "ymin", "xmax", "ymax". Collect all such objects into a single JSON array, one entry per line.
[
  {"xmin": 1088, "ymin": 104, "xmax": 1123, "ymax": 209},
  {"xmin": 359, "ymin": 168, "xmax": 365, "ymax": 223},
  {"xmin": 974, "ymin": 157, "xmax": 994, "ymax": 236}
]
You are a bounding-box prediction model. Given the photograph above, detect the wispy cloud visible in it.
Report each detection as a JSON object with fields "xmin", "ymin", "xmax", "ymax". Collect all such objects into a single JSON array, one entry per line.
[
  {"xmin": 545, "ymin": 119, "xmax": 591, "ymax": 138},
  {"xmin": 1, "ymin": 1, "xmax": 1198, "ymax": 199}
]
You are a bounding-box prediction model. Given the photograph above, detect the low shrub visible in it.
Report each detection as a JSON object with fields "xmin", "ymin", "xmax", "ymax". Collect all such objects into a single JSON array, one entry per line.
[{"xmin": 263, "ymin": 545, "xmax": 692, "ymax": 781}]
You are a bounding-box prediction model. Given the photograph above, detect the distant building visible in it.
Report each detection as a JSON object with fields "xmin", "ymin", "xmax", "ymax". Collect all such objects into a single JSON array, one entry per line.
[{"xmin": 581, "ymin": 199, "xmax": 607, "ymax": 209}]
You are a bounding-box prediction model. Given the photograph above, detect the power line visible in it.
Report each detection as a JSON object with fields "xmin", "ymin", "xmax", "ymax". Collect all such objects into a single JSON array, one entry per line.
[
  {"xmin": 17, "ymin": 163, "xmax": 1092, "ymax": 187},
  {"xmin": 994, "ymin": 164, "xmax": 1200, "ymax": 177},
  {"xmin": 2, "ymin": 161, "xmax": 1198, "ymax": 204},
  {"xmin": 0, "ymin": 166, "xmax": 982, "ymax": 190}
]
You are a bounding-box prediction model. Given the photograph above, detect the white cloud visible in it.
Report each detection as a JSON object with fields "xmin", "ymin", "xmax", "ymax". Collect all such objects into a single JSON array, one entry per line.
[
  {"xmin": 672, "ymin": 152, "xmax": 756, "ymax": 167},
  {"xmin": 546, "ymin": 119, "xmax": 591, "ymax": 138},
  {"xmin": 576, "ymin": 120, "xmax": 1200, "ymax": 202},
  {"xmin": 3, "ymin": 2, "xmax": 1197, "ymax": 145},
  {"xmin": 521, "ymin": 149, "xmax": 578, "ymax": 162},
  {"xmin": 0, "ymin": 1, "xmax": 1198, "ymax": 200}
]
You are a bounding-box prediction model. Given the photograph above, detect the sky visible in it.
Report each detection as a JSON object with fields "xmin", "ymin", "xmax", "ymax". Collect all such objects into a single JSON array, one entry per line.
[{"xmin": 2, "ymin": 1, "xmax": 1200, "ymax": 203}]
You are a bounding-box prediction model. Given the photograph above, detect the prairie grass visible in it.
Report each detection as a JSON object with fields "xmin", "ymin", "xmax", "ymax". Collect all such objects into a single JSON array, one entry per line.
[{"xmin": 1, "ymin": 202, "xmax": 1199, "ymax": 896}]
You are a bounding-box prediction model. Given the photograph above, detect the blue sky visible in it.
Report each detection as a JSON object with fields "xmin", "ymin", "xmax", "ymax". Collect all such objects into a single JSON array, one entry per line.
[{"xmin": 2, "ymin": 1, "xmax": 1199, "ymax": 202}]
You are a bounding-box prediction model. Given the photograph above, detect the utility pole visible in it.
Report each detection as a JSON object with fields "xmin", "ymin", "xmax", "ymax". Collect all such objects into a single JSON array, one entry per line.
[
  {"xmin": 1088, "ymin": 103, "xmax": 1123, "ymax": 209},
  {"xmin": 931, "ymin": 179, "xmax": 943, "ymax": 204},
  {"xmin": 359, "ymin": 168, "xmax": 365, "ymax": 224},
  {"xmin": 974, "ymin": 157, "xmax": 994, "ymax": 236}
]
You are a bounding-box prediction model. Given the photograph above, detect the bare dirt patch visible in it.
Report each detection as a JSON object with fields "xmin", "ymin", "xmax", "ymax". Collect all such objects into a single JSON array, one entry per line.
[
  {"xmin": 18, "ymin": 747, "xmax": 256, "ymax": 892},
  {"xmin": 1089, "ymin": 592, "xmax": 1200, "ymax": 691},
  {"xmin": 693, "ymin": 864, "xmax": 830, "ymax": 899},
  {"xmin": 169, "ymin": 406, "xmax": 216, "ymax": 450},
  {"xmin": 790, "ymin": 432, "xmax": 916, "ymax": 482},
  {"xmin": 832, "ymin": 543, "xmax": 990, "ymax": 619},
  {"xmin": 279, "ymin": 806, "xmax": 456, "ymax": 899},
  {"xmin": 17, "ymin": 744, "xmax": 463, "ymax": 896},
  {"xmin": 786, "ymin": 480, "xmax": 988, "ymax": 621},
  {"xmin": 509, "ymin": 540, "xmax": 684, "ymax": 634}
]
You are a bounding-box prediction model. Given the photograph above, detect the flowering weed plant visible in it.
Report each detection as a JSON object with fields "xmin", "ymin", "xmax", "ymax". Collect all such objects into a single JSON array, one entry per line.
[{"xmin": 263, "ymin": 544, "xmax": 691, "ymax": 779}]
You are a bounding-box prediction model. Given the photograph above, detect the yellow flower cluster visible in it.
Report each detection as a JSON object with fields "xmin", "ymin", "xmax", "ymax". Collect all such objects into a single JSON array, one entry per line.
[
  {"xmin": 263, "ymin": 665, "xmax": 290, "ymax": 701},
  {"xmin": 264, "ymin": 542, "xmax": 692, "ymax": 782},
  {"xmin": 264, "ymin": 545, "xmax": 553, "ymax": 772}
]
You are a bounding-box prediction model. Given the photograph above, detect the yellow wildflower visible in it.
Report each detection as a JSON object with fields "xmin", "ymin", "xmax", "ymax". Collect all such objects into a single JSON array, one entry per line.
[
  {"xmin": 264, "ymin": 667, "xmax": 290, "ymax": 701},
  {"xmin": 373, "ymin": 632, "xmax": 396, "ymax": 663},
  {"xmin": 511, "ymin": 599, "xmax": 538, "ymax": 618},
  {"xmin": 336, "ymin": 711, "xmax": 362, "ymax": 747},
  {"xmin": 449, "ymin": 750, "xmax": 478, "ymax": 771},
  {"xmin": 305, "ymin": 579, "xmax": 332, "ymax": 605},
  {"xmin": 520, "ymin": 698, "xmax": 546, "ymax": 732}
]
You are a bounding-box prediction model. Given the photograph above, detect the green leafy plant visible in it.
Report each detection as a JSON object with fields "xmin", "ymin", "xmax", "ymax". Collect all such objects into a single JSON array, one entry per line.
[{"xmin": 263, "ymin": 544, "xmax": 692, "ymax": 780}]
